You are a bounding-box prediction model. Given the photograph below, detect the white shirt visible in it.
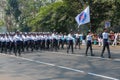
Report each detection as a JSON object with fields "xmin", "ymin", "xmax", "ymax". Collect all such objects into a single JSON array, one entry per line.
[
  {"xmin": 13, "ymin": 34, "xmax": 22, "ymax": 42},
  {"xmin": 9, "ymin": 36, "xmax": 14, "ymax": 42},
  {"xmin": 102, "ymin": 32, "xmax": 109, "ymax": 39},
  {"xmin": 5, "ymin": 36, "xmax": 10, "ymax": 42},
  {"xmin": 1, "ymin": 37, "xmax": 5, "ymax": 42},
  {"xmin": 75, "ymin": 33, "xmax": 80, "ymax": 38},
  {"xmin": 67, "ymin": 34, "xmax": 74, "ymax": 40},
  {"xmin": 86, "ymin": 34, "xmax": 92, "ymax": 41},
  {"xmin": 52, "ymin": 33, "xmax": 57, "ymax": 39}
]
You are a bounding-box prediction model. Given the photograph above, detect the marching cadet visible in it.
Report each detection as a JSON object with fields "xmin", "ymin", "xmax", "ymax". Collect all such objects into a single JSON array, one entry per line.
[
  {"xmin": 82, "ymin": 33, "xmax": 86, "ymax": 45},
  {"xmin": 64, "ymin": 33, "xmax": 68, "ymax": 49},
  {"xmin": 61, "ymin": 33, "xmax": 65, "ymax": 49},
  {"xmin": 0, "ymin": 34, "xmax": 1, "ymax": 48},
  {"xmin": 57, "ymin": 33, "xmax": 61, "ymax": 49},
  {"xmin": 49, "ymin": 33, "xmax": 53, "ymax": 51},
  {"xmin": 67, "ymin": 31, "xmax": 75, "ymax": 54},
  {"xmin": 75, "ymin": 31, "xmax": 81, "ymax": 49},
  {"xmin": 101, "ymin": 28, "xmax": 111, "ymax": 58},
  {"xmin": 39, "ymin": 33, "xmax": 42, "ymax": 50},
  {"xmin": 9, "ymin": 33, "xmax": 15, "ymax": 54},
  {"xmin": 20, "ymin": 32, "xmax": 25, "ymax": 52},
  {"xmin": 36, "ymin": 33, "xmax": 40, "ymax": 50},
  {"xmin": 1, "ymin": 34, "xmax": 6, "ymax": 53},
  {"xmin": 24, "ymin": 33, "xmax": 29, "ymax": 51},
  {"xmin": 4, "ymin": 33, "xmax": 11, "ymax": 54},
  {"xmin": 52, "ymin": 31, "xmax": 59, "ymax": 51},
  {"xmin": 46, "ymin": 33, "xmax": 51, "ymax": 50},
  {"xmin": 59, "ymin": 33, "xmax": 64, "ymax": 49},
  {"xmin": 13, "ymin": 30, "xmax": 22, "ymax": 56},
  {"xmin": 85, "ymin": 31, "xmax": 94, "ymax": 56},
  {"xmin": 41, "ymin": 33, "xmax": 46, "ymax": 50},
  {"xmin": 21, "ymin": 32, "xmax": 27, "ymax": 52},
  {"xmin": 0, "ymin": 34, "xmax": 1, "ymax": 51},
  {"xmin": 29, "ymin": 33, "xmax": 35, "ymax": 51},
  {"xmin": 37, "ymin": 33, "xmax": 41, "ymax": 50},
  {"xmin": 33, "ymin": 33, "xmax": 38, "ymax": 50}
]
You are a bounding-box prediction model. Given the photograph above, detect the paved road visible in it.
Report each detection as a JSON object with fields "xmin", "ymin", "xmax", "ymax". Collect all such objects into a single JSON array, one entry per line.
[{"xmin": 0, "ymin": 45, "xmax": 120, "ymax": 80}]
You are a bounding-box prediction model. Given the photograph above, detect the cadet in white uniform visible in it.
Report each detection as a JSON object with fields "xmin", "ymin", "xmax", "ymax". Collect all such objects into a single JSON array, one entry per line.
[
  {"xmin": 41, "ymin": 34, "xmax": 46, "ymax": 50},
  {"xmin": 101, "ymin": 29, "xmax": 111, "ymax": 58},
  {"xmin": 52, "ymin": 32, "xmax": 58, "ymax": 51},
  {"xmin": 1, "ymin": 34, "xmax": 6, "ymax": 53},
  {"xmin": 85, "ymin": 32, "xmax": 94, "ymax": 56},
  {"xmin": 46, "ymin": 33, "xmax": 51, "ymax": 50},
  {"xmin": 8, "ymin": 33, "xmax": 13, "ymax": 53},
  {"xmin": 67, "ymin": 32, "xmax": 75, "ymax": 54},
  {"xmin": 5, "ymin": 33, "xmax": 11, "ymax": 53},
  {"xmin": 75, "ymin": 32, "xmax": 81, "ymax": 49},
  {"xmin": 13, "ymin": 31, "xmax": 22, "ymax": 56}
]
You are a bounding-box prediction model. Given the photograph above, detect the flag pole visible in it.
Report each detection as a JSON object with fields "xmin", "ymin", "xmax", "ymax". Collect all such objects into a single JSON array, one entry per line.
[
  {"xmin": 89, "ymin": 0, "xmax": 92, "ymax": 32},
  {"xmin": 78, "ymin": 25, "xmax": 80, "ymax": 28},
  {"xmin": 90, "ymin": 22, "xmax": 92, "ymax": 32},
  {"xmin": 77, "ymin": 25, "xmax": 80, "ymax": 33}
]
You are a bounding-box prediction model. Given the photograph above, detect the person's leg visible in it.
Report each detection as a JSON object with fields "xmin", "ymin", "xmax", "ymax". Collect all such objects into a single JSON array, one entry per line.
[
  {"xmin": 90, "ymin": 44, "xmax": 94, "ymax": 56},
  {"xmin": 78, "ymin": 39, "xmax": 81, "ymax": 49},
  {"xmin": 101, "ymin": 43, "xmax": 106, "ymax": 57},
  {"xmin": 71, "ymin": 40, "xmax": 74, "ymax": 53},
  {"xmin": 67, "ymin": 41, "xmax": 70, "ymax": 53},
  {"xmin": 85, "ymin": 42, "xmax": 89, "ymax": 56},
  {"xmin": 106, "ymin": 43, "xmax": 111, "ymax": 58}
]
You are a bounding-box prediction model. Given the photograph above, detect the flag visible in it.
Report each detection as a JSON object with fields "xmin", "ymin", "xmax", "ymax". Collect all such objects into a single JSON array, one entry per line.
[{"xmin": 75, "ymin": 6, "xmax": 90, "ymax": 26}]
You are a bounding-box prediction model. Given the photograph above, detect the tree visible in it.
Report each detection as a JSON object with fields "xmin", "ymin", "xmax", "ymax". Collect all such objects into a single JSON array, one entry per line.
[
  {"xmin": 7, "ymin": 0, "xmax": 21, "ymax": 22},
  {"xmin": 5, "ymin": 0, "xmax": 120, "ymax": 32},
  {"xmin": 110, "ymin": 0, "xmax": 120, "ymax": 32},
  {"xmin": 12, "ymin": 0, "xmax": 59, "ymax": 31},
  {"xmin": 0, "ymin": 20, "xmax": 4, "ymax": 26},
  {"xmin": 28, "ymin": 0, "xmax": 83, "ymax": 33},
  {"xmin": 5, "ymin": 0, "xmax": 21, "ymax": 31}
]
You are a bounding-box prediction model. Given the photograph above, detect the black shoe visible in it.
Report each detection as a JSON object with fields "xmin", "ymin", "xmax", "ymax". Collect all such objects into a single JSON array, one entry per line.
[
  {"xmin": 101, "ymin": 55, "xmax": 104, "ymax": 58},
  {"xmin": 67, "ymin": 51, "xmax": 69, "ymax": 53},
  {"xmin": 15, "ymin": 54, "xmax": 17, "ymax": 56},
  {"xmin": 91, "ymin": 54, "xmax": 95, "ymax": 56},
  {"xmin": 19, "ymin": 55, "xmax": 22, "ymax": 57},
  {"xmin": 108, "ymin": 56, "xmax": 111, "ymax": 58}
]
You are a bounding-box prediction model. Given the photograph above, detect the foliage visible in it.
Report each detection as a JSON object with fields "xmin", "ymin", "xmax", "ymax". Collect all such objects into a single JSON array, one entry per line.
[
  {"xmin": 4, "ymin": 0, "xmax": 120, "ymax": 32},
  {"xmin": 28, "ymin": 0, "xmax": 83, "ymax": 33},
  {"xmin": 7, "ymin": 0, "xmax": 21, "ymax": 22},
  {"xmin": 92, "ymin": 0, "xmax": 120, "ymax": 32},
  {"xmin": 90, "ymin": 0, "xmax": 113, "ymax": 32},
  {"xmin": 28, "ymin": 1, "xmax": 65, "ymax": 32},
  {"xmin": 0, "ymin": 20, "xmax": 4, "ymax": 26}
]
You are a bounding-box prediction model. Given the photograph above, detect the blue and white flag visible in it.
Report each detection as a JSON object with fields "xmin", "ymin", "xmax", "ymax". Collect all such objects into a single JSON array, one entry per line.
[{"xmin": 75, "ymin": 6, "xmax": 90, "ymax": 26}]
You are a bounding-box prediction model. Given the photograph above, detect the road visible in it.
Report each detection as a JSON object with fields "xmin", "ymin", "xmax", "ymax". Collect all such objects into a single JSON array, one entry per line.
[{"xmin": 0, "ymin": 45, "xmax": 120, "ymax": 80}]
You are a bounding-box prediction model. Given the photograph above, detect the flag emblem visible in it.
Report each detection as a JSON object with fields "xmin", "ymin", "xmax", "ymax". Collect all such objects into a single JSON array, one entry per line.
[{"xmin": 79, "ymin": 12, "xmax": 87, "ymax": 23}]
